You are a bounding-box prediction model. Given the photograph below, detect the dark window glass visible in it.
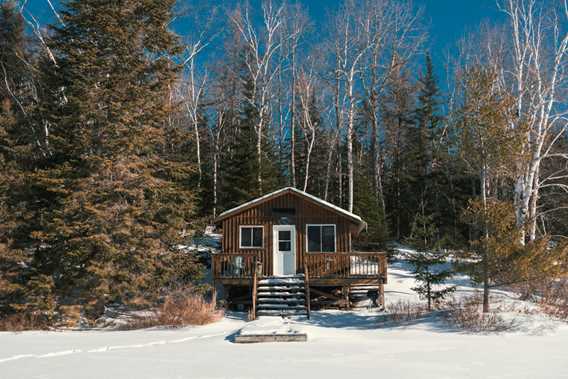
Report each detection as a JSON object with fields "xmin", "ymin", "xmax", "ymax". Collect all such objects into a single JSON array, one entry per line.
[
  {"xmin": 252, "ymin": 227, "xmax": 263, "ymax": 247},
  {"xmin": 279, "ymin": 241, "xmax": 291, "ymax": 251},
  {"xmin": 241, "ymin": 228, "xmax": 252, "ymax": 247},
  {"xmin": 322, "ymin": 226, "xmax": 335, "ymax": 252},
  {"xmin": 241, "ymin": 227, "xmax": 262, "ymax": 248},
  {"xmin": 307, "ymin": 225, "xmax": 321, "ymax": 252},
  {"xmin": 279, "ymin": 230, "xmax": 291, "ymax": 240},
  {"xmin": 307, "ymin": 225, "xmax": 336, "ymax": 252}
]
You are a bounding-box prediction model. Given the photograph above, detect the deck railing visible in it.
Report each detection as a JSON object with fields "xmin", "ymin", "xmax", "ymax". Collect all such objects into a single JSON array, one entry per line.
[
  {"xmin": 212, "ymin": 252, "xmax": 260, "ymax": 279},
  {"xmin": 304, "ymin": 252, "xmax": 387, "ymax": 281},
  {"xmin": 213, "ymin": 252, "xmax": 387, "ymax": 282}
]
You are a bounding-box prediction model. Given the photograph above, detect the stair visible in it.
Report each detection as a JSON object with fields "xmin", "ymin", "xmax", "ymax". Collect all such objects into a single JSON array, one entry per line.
[
  {"xmin": 349, "ymin": 285, "xmax": 381, "ymax": 307},
  {"xmin": 256, "ymin": 275, "xmax": 308, "ymax": 317}
]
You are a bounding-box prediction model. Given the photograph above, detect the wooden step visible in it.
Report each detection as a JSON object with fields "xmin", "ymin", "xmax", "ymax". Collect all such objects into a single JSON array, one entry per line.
[
  {"xmin": 257, "ymin": 292, "xmax": 305, "ymax": 298},
  {"xmin": 257, "ymin": 309, "xmax": 307, "ymax": 316},
  {"xmin": 258, "ymin": 279, "xmax": 304, "ymax": 286},
  {"xmin": 257, "ymin": 304, "xmax": 306, "ymax": 310},
  {"xmin": 258, "ymin": 285, "xmax": 304, "ymax": 292},
  {"xmin": 258, "ymin": 299, "xmax": 305, "ymax": 305}
]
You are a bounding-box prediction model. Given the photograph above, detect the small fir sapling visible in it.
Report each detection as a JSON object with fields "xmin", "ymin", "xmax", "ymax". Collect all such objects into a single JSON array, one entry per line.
[{"xmin": 405, "ymin": 203, "xmax": 456, "ymax": 311}]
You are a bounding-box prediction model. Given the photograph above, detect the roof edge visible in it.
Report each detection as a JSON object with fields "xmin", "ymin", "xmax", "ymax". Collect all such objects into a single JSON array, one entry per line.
[{"xmin": 214, "ymin": 187, "xmax": 365, "ymax": 229}]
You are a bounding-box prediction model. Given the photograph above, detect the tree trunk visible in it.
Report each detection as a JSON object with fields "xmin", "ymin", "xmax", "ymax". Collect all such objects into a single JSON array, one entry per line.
[
  {"xmin": 303, "ymin": 134, "xmax": 315, "ymax": 192},
  {"xmin": 257, "ymin": 124, "xmax": 263, "ymax": 194},
  {"xmin": 324, "ymin": 130, "xmax": 338, "ymax": 201},
  {"xmin": 481, "ymin": 164, "xmax": 490, "ymax": 313},
  {"xmin": 212, "ymin": 146, "xmax": 218, "ymax": 218},
  {"xmin": 194, "ymin": 119, "xmax": 202, "ymax": 187},
  {"xmin": 427, "ymin": 281, "xmax": 432, "ymax": 311},
  {"xmin": 528, "ymin": 165, "xmax": 540, "ymax": 242},
  {"xmin": 290, "ymin": 45, "xmax": 297, "ymax": 188},
  {"xmin": 346, "ymin": 82, "xmax": 355, "ymax": 213}
]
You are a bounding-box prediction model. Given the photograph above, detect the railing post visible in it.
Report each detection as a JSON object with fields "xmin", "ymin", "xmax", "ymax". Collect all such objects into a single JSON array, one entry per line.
[
  {"xmin": 304, "ymin": 257, "xmax": 311, "ymax": 320},
  {"xmin": 251, "ymin": 258, "xmax": 258, "ymax": 321}
]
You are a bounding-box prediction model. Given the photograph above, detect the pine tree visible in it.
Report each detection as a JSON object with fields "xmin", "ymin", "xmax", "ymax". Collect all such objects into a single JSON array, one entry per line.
[
  {"xmin": 405, "ymin": 202, "xmax": 455, "ymax": 310},
  {"xmin": 16, "ymin": 0, "xmax": 201, "ymax": 317}
]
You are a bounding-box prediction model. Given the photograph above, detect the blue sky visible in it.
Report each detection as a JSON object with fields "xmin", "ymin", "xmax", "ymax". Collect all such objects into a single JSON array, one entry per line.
[
  {"xmin": 25, "ymin": 0, "xmax": 505, "ymax": 50},
  {"xmin": 24, "ymin": 0, "xmax": 505, "ymax": 84}
]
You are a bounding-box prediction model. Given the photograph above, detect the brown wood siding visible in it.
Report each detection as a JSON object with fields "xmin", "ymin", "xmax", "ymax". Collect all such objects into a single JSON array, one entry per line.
[{"xmin": 221, "ymin": 192, "xmax": 354, "ymax": 276}]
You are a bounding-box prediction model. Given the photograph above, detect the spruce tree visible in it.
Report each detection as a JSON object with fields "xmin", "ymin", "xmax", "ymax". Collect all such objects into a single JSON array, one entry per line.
[
  {"xmin": 220, "ymin": 52, "xmax": 282, "ymax": 210},
  {"xmin": 220, "ymin": 65, "xmax": 259, "ymax": 210},
  {"xmin": 382, "ymin": 65, "xmax": 416, "ymax": 239},
  {"xmin": 405, "ymin": 203, "xmax": 455, "ymax": 310},
  {"xmin": 0, "ymin": 1, "xmax": 38, "ymax": 316},
  {"xmin": 18, "ymin": 0, "xmax": 201, "ymax": 316},
  {"xmin": 354, "ymin": 164, "xmax": 388, "ymax": 247},
  {"xmin": 415, "ymin": 54, "xmax": 442, "ymax": 179}
]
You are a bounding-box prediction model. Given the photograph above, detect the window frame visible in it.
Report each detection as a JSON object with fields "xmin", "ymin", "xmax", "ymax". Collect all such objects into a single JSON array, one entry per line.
[
  {"xmin": 305, "ymin": 224, "xmax": 337, "ymax": 253},
  {"xmin": 239, "ymin": 225, "xmax": 264, "ymax": 249}
]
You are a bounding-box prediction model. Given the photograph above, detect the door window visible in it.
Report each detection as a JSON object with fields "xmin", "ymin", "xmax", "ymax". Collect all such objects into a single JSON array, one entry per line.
[{"xmin": 278, "ymin": 230, "xmax": 292, "ymax": 251}]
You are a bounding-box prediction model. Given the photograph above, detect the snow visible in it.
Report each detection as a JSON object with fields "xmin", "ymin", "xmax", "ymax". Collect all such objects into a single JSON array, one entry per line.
[
  {"xmin": 238, "ymin": 316, "xmax": 304, "ymax": 336},
  {"xmin": 2, "ymin": 260, "xmax": 568, "ymax": 379}
]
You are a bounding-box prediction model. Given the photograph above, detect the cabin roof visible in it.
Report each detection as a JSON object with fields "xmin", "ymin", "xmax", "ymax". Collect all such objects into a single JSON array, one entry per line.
[{"xmin": 215, "ymin": 187, "xmax": 367, "ymax": 232}]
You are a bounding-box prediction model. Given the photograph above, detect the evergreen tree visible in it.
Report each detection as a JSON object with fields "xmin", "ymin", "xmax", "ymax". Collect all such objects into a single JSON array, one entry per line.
[
  {"xmin": 353, "ymin": 158, "xmax": 388, "ymax": 246},
  {"xmin": 405, "ymin": 202, "xmax": 455, "ymax": 310},
  {"xmin": 382, "ymin": 65, "xmax": 417, "ymax": 239},
  {"xmin": 220, "ymin": 64, "xmax": 260, "ymax": 210},
  {"xmin": 220, "ymin": 51, "xmax": 282, "ymax": 210},
  {"xmin": 0, "ymin": 1, "xmax": 38, "ymax": 316},
  {"xmin": 415, "ymin": 54, "xmax": 442, "ymax": 180},
  {"xmin": 15, "ymin": 0, "xmax": 201, "ymax": 317}
]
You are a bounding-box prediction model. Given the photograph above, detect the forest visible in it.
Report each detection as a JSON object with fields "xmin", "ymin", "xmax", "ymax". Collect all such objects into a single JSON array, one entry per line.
[{"xmin": 0, "ymin": 0, "xmax": 567, "ymax": 323}]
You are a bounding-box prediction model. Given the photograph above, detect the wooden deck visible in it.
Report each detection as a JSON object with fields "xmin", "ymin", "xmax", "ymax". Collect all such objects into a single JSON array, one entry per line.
[{"xmin": 212, "ymin": 252, "xmax": 387, "ymax": 286}]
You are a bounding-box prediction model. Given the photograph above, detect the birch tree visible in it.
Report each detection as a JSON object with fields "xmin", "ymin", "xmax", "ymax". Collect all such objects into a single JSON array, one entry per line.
[
  {"xmin": 497, "ymin": 0, "xmax": 568, "ymax": 244},
  {"xmin": 331, "ymin": 0, "xmax": 375, "ymax": 212},
  {"xmin": 296, "ymin": 66, "xmax": 318, "ymax": 191},
  {"xmin": 230, "ymin": 1, "xmax": 283, "ymax": 194},
  {"xmin": 280, "ymin": 3, "xmax": 309, "ymax": 188},
  {"xmin": 181, "ymin": 6, "xmax": 218, "ymax": 188},
  {"xmin": 359, "ymin": 0, "xmax": 425, "ymax": 215}
]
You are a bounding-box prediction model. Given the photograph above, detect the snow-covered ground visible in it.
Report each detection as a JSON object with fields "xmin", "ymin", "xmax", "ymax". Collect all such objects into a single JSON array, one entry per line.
[{"xmin": 2, "ymin": 260, "xmax": 568, "ymax": 379}]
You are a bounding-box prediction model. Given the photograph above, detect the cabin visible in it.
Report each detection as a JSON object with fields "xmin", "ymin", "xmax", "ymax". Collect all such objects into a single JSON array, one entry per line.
[{"xmin": 212, "ymin": 187, "xmax": 387, "ymax": 318}]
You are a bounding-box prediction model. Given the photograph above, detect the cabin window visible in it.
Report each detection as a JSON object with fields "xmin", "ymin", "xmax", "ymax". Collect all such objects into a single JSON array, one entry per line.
[
  {"xmin": 306, "ymin": 224, "xmax": 336, "ymax": 252},
  {"xmin": 240, "ymin": 226, "xmax": 263, "ymax": 248}
]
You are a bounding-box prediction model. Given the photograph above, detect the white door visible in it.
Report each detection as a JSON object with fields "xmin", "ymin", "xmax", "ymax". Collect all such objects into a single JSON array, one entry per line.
[{"xmin": 273, "ymin": 225, "xmax": 296, "ymax": 276}]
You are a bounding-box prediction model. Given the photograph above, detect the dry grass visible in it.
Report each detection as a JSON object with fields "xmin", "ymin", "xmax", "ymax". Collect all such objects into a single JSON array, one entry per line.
[
  {"xmin": 538, "ymin": 279, "xmax": 568, "ymax": 321},
  {"xmin": 126, "ymin": 289, "xmax": 223, "ymax": 329},
  {"xmin": 384, "ymin": 300, "xmax": 430, "ymax": 323},
  {"xmin": 0, "ymin": 312, "xmax": 52, "ymax": 332},
  {"xmin": 443, "ymin": 296, "xmax": 517, "ymax": 333}
]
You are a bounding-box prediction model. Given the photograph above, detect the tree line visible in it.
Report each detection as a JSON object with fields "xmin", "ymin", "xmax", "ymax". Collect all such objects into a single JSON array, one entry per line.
[{"xmin": 0, "ymin": 0, "xmax": 567, "ymax": 320}]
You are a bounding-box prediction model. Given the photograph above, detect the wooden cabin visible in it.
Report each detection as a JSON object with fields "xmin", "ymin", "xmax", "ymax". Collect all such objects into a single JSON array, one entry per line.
[{"xmin": 212, "ymin": 187, "xmax": 387, "ymax": 317}]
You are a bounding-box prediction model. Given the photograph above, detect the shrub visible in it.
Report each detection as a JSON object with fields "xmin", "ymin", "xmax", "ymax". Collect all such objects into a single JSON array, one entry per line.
[
  {"xmin": 384, "ymin": 300, "xmax": 429, "ymax": 323},
  {"xmin": 127, "ymin": 288, "xmax": 223, "ymax": 329},
  {"xmin": 0, "ymin": 312, "xmax": 52, "ymax": 332},
  {"xmin": 538, "ymin": 278, "xmax": 568, "ymax": 321},
  {"xmin": 444, "ymin": 296, "xmax": 517, "ymax": 332}
]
